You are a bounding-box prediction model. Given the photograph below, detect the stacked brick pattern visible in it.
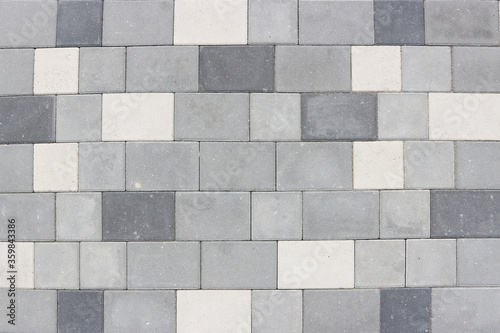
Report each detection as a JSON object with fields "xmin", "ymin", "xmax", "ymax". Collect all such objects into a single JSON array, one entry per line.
[{"xmin": 1, "ymin": 0, "xmax": 500, "ymax": 332}]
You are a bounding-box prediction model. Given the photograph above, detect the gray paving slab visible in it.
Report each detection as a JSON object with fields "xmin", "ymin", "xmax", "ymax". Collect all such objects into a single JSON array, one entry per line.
[
  {"xmin": 58, "ymin": 290, "xmax": 103, "ymax": 333},
  {"xmin": 56, "ymin": 94, "xmax": 101, "ymax": 142},
  {"xmin": 35, "ymin": 242, "xmax": 79, "ymax": 289},
  {"xmin": 457, "ymin": 239, "xmax": 500, "ymax": 286},
  {"xmin": 249, "ymin": 0, "xmax": 298, "ymax": 44},
  {"xmin": 79, "ymin": 47, "xmax": 125, "ymax": 93},
  {"xmin": 457, "ymin": 142, "xmax": 500, "ymax": 189},
  {"xmin": 0, "ymin": 144, "xmax": 33, "ymax": 192},
  {"xmin": 453, "ymin": 47, "xmax": 500, "ymax": 92},
  {"xmin": 380, "ymin": 288, "xmax": 431, "ymax": 333},
  {"xmin": 252, "ymin": 290, "xmax": 302, "ymax": 333},
  {"xmin": 0, "ymin": 49, "xmax": 34, "ymax": 95},
  {"xmin": 374, "ymin": 1, "xmax": 424, "ymax": 45},
  {"xmin": 80, "ymin": 242, "xmax": 126, "ymax": 289},
  {"xmin": 56, "ymin": 193, "xmax": 102, "ymax": 241},
  {"xmin": 402, "ymin": 46, "xmax": 451, "ymax": 92},
  {"xmin": 79, "ymin": 142, "xmax": 125, "ymax": 191},
  {"xmin": 57, "ymin": 1, "xmax": 102, "ymax": 46}
]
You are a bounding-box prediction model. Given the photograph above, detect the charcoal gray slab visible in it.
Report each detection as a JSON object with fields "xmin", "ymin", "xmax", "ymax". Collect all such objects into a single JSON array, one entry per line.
[
  {"xmin": 374, "ymin": 1, "xmax": 424, "ymax": 45},
  {"xmin": 199, "ymin": 46, "xmax": 274, "ymax": 92},
  {"xmin": 380, "ymin": 289, "xmax": 431, "ymax": 333},
  {"xmin": 102, "ymin": 192, "xmax": 175, "ymax": 241},
  {"xmin": 456, "ymin": 142, "xmax": 500, "ymax": 189},
  {"xmin": 302, "ymin": 93, "xmax": 377, "ymax": 141},
  {"xmin": 58, "ymin": 290, "xmax": 103, "ymax": 333},
  {"xmin": 0, "ymin": 96, "xmax": 55, "ymax": 143},
  {"xmin": 431, "ymin": 190, "xmax": 500, "ymax": 237},
  {"xmin": 57, "ymin": 1, "xmax": 102, "ymax": 46},
  {"xmin": 453, "ymin": 47, "xmax": 500, "ymax": 92}
]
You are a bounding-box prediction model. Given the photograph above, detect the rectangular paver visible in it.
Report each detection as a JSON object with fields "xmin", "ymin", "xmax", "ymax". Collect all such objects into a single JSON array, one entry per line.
[
  {"xmin": 456, "ymin": 142, "xmax": 500, "ymax": 189},
  {"xmin": 453, "ymin": 47, "xmax": 500, "ymax": 92},
  {"xmin": 35, "ymin": 242, "xmax": 79, "ymax": 289},
  {"xmin": 0, "ymin": 144, "xmax": 33, "ymax": 192},
  {"xmin": 380, "ymin": 289, "xmax": 431, "ymax": 333},
  {"xmin": 79, "ymin": 47, "xmax": 125, "ymax": 93},
  {"xmin": 80, "ymin": 242, "xmax": 126, "ymax": 289},
  {"xmin": 56, "ymin": 193, "xmax": 102, "ymax": 241},
  {"xmin": 249, "ymin": 0, "xmax": 297, "ymax": 44},
  {"xmin": 58, "ymin": 291, "xmax": 103, "ymax": 333},
  {"xmin": 457, "ymin": 239, "xmax": 500, "ymax": 286},
  {"xmin": 79, "ymin": 142, "xmax": 125, "ymax": 191},
  {"xmin": 56, "ymin": 94, "xmax": 101, "ymax": 142},
  {"xmin": 0, "ymin": 49, "xmax": 34, "ymax": 95},
  {"xmin": 252, "ymin": 290, "xmax": 302, "ymax": 333},
  {"xmin": 402, "ymin": 46, "xmax": 451, "ymax": 92}
]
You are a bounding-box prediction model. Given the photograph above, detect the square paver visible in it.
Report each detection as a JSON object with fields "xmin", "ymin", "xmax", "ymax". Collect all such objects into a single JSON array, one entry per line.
[
  {"xmin": 177, "ymin": 290, "xmax": 251, "ymax": 333},
  {"xmin": 303, "ymin": 191, "xmax": 379, "ymax": 240},
  {"xmin": 252, "ymin": 290, "xmax": 302, "ymax": 333},
  {"xmin": 380, "ymin": 289, "xmax": 431, "ymax": 333},
  {"xmin": 79, "ymin": 47, "xmax": 125, "ymax": 93},
  {"xmin": 200, "ymin": 142, "xmax": 275, "ymax": 191},
  {"xmin": 402, "ymin": 46, "xmax": 451, "ymax": 92},
  {"xmin": 304, "ymin": 290, "xmax": 380, "ymax": 333},
  {"xmin": 34, "ymin": 48, "xmax": 79, "ymax": 94},
  {"xmin": 252, "ymin": 192, "xmax": 302, "ymax": 240},
  {"xmin": 175, "ymin": 93, "xmax": 249, "ymax": 140},
  {"xmin": 80, "ymin": 242, "xmax": 126, "ymax": 289},
  {"xmin": 126, "ymin": 142, "xmax": 199, "ymax": 190},
  {"xmin": 353, "ymin": 141, "xmax": 404, "ymax": 189},
  {"xmin": 56, "ymin": 193, "xmax": 102, "ymax": 241},
  {"xmin": 0, "ymin": 194, "xmax": 55, "ymax": 241},
  {"xmin": 250, "ymin": 93, "xmax": 301, "ymax": 141},
  {"xmin": 102, "ymin": 192, "xmax": 174, "ymax": 241},
  {"xmin": 407, "ymin": 239, "xmax": 456, "ymax": 287},
  {"xmin": 0, "ymin": 144, "xmax": 33, "ymax": 192},
  {"xmin": 355, "ymin": 240, "xmax": 405, "ymax": 288},
  {"xmin": 128, "ymin": 242, "xmax": 200, "ymax": 289},
  {"xmin": 378, "ymin": 93, "xmax": 428, "ymax": 140},
  {"xmin": 302, "ymin": 93, "xmax": 377, "ymax": 140},
  {"xmin": 278, "ymin": 240, "xmax": 354, "ymax": 289},
  {"xmin": 0, "ymin": 242, "xmax": 34, "ymax": 289},
  {"xmin": 58, "ymin": 291, "xmax": 103, "ymax": 333},
  {"xmin": 458, "ymin": 239, "xmax": 500, "ymax": 286},
  {"xmin": 0, "ymin": 49, "xmax": 34, "ymax": 95},
  {"xmin": 405, "ymin": 141, "xmax": 455, "ymax": 189},
  {"xmin": 56, "ymin": 94, "xmax": 101, "ymax": 142},
  {"xmin": 249, "ymin": 0, "xmax": 297, "ymax": 44},
  {"xmin": 431, "ymin": 190, "xmax": 500, "ymax": 238},
  {"xmin": 199, "ymin": 46, "xmax": 274, "ymax": 92},
  {"xmin": 0, "ymin": 96, "xmax": 55, "ymax": 144},
  {"xmin": 126, "ymin": 46, "xmax": 198, "ymax": 92},
  {"xmin": 102, "ymin": 93, "xmax": 174, "ymax": 141},
  {"xmin": 275, "ymin": 46, "xmax": 351, "ymax": 92},
  {"xmin": 453, "ymin": 47, "xmax": 500, "ymax": 92},
  {"xmin": 174, "ymin": 0, "xmax": 247, "ymax": 45},
  {"xmin": 374, "ymin": 1, "xmax": 424, "ymax": 45},
  {"xmin": 456, "ymin": 142, "xmax": 500, "ymax": 189},
  {"xmin": 57, "ymin": 1, "xmax": 102, "ymax": 46},
  {"xmin": 352, "ymin": 46, "xmax": 401, "ymax": 91},
  {"xmin": 176, "ymin": 192, "xmax": 250, "ymax": 240},
  {"xmin": 202, "ymin": 241, "xmax": 277, "ymax": 289},
  {"xmin": 34, "ymin": 143, "xmax": 78, "ymax": 192},
  {"xmin": 79, "ymin": 142, "xmax": 125, "ymax": 191},
  {"xmin": 105, "ymin": 291, "xmax": 175, "ymax": 332},
  {"xmin": 380, "ymin": 190, "xmax": 430, "ymax": 239},
  {"xmin": 299, "ymin": 1, "xmax": 374, "ymax": 45},
  {"xmin": 35, "ymin": 243, "xmax": 79, "ymax": 289},
  {"xmin": 103, "ymin": 1, "xmax": 173, "ymax": 45},
  {"xmin": 277, "ymin": 142, "xmax": 352, "ymax": 190}
]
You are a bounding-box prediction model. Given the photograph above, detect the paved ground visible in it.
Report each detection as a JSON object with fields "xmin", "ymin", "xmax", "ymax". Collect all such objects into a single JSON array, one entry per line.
[{"xmin": 1, "ymin": 0, "xmax": 500, "ymax": 332}]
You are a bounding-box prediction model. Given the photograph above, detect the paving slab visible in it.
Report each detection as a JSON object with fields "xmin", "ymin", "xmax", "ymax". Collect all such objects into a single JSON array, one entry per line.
[
  {"xmin": 380, "ymin": 288, "xmax": 431, "ymax": 333},
  {"xmin": 34, "ymin": 48, "xmax": 79, "ymax": 94},
  {"xmin": 457, "ymin": 239, "xmax": 500, "ymax": 286},
  {"xmin": 56, "ymin": 94, "xmax": 101, "ymax": 142},
  {"xmin": 453, "ymin": 47, "xmax": 500, "ymax": 92},
  {"xmin": 58, "ymin": 290, "xmax": 103, "ymax": 333},
  {"xmin": 79, "ymin": 142, "xmax": 125, "ymax": 191},
  {"xmin": 249, "ymin": 0, "xmax": 297, "ymax": 44},
  {"xmin": 0, "ymin": 49, "xmax": 34, "ymax": 95},
  {"xmin": 0, "ymin": 144, "xmax": 33, "ymax": 192},
  {"xmin": 56, "ymin": 1, "xmax": 102, "ymax": 46},
  {"xmin": 456, "ymin": 142, "xmax": 500, "ymax": 189},
  {"xmin": 80, "ymin": 242, "xmax": 126, "ymax": 289},
  {"xmin": 35, "ymin": 242, "xmax": 79, "ymax": 289},
  {"xmin": 33, "ymin": 143, "xmax": 78, "ymax": 192},
  {"xmin": 56, "ymin": 193, "xmax": 102, "ymax": 241},
  {"xmin": 374, "ymin": 1, "xmax": 424, "ymax": 45},
  {"xmin": 402, "ymin": 46, "xmax": 451, "ymax": 92},
  {"xmin": 252, "ymin": 290, "xmax": 302, "ymax": 333},
  {"xmin": 79, "ymin": 47, "xmax": 125, "ymax": 93}
]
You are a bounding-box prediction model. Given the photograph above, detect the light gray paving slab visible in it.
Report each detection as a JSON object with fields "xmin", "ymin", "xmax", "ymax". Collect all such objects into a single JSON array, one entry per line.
[
  {"xmin": 56, "ymin": 1, "xmax": 102, "ymax": 46},
  {"xmin": 456, "ymin": 142, "xmax": 500, "ymax": 189},
  {"xmin": 402, "ymin": 46, "xmax": 451, "ymax": 92},
  {"xmin": 0, "ymin": 49, "xmax": 34, "ymax": 95},
  {"xmin": 378, "ymin": 93, "xmax": 428, "ymax": 140},
  {"xmin": 35, "ymin": 242, "xmax": 79, "ymax": 289},
  {"xmin": 128, "ymin": 242, "xmax": 200, "ymax": 289},
  {"xmin": 380, "ymin": 288, "xmax": 431, "ymax": 333},
  {"xmin": 176, "ymin": 192, "xmax": 250, "ymax": 240},
  {"xmin": 275, "ymin": 46, "xmax": 351, "ymax": 92},
  {"xmin": 458, "ymin": 239, "xmax": 500, "ymax": 286},
  {"xmin": 79, "ymin": 47, "xmax": 125, "ymax": 93},
  {"xmin": 80, "ymin": 242, "xmax": 126, "ymax": 289},
  {"xmin": 299, "ymin": 1, "xmax": 374, "ymax": 45},
  {"xmin": 453, "ymin": 47, "xmax": 500, "ymax": 92},
  {"xmin": 0, "ymin": 144, "xmax": 33, "ymax": 192},
  {"xmin": 304, "ymin": 290, "xmax": 380, "ymax": 333},
  {"xmin": 303, "ymin": 191, "xmax": 379, "ymax": 239},
  {"xmin": 201, "ymin": 241, "xmax": 277, "ymax": 289},
  {"xmin": 58, "ymin": 290, "xmax": 103, "ymax": 333},
  {"xmin": 252, "ymin": 290, "xmax": 302, "ymax": 333},
  {"xmin": 249, "ymin": 0, "xmax": 297, "ymax": 44},
  {"xmin": 277, "ymin": 142, "xmax": 352, "ymax": 190},
  {"xmin": 126, "ymin": 142, "xmax": 199, "ymax": 191},
  {"xmin": 380, "ymin": 190, "xmax": 430, "ymax": 239},
  {"xmin": 56, "ymin": 94, "xmax": 101, "ymax": 142},
  {"xmin": 374, "ymin": 1, "xmax": 424, "ymax": 45},
  {"xmin": 126, "ymin": 46, "xmax": 198, "ymax": 92},
  {"xmin": 79, "ymin": 142, "xmax": 125, "ymax": 191},
  {"xmin": 56, "ymin": 193, "xmax": 102, "ymax": 241},
  {"xmin": 175, "ymin": 93, "xmax": 249, "ymax": 141},
  {"xmin": 200, "ymin": 142, "xmax": 275, "ymax": 191}
]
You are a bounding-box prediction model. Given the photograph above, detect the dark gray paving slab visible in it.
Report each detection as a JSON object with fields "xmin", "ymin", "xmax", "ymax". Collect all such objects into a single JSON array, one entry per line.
[
  {"xmin": 0, "ymin": 96, "xmax": 55, "ymax": 144},
  {"xmin": 79, "ymin": 142, "xmax": 125, "ymax": 191},
  {"xmin": 425, "ymin": 2, "xmax": 499, "ymax": 45},
  {"xmin": 402, "ymin": 46, "xmax": 451, "ymax": 92},
  {"xmin": 457, "ymin": 239, "xmax": 500, "ymax": 286},
  {"xmin": 249, "ymin": 0, "xmax": 297, "ymax": 44},
  {"xmin": 277, "ymin": 142, "xmax": 352, "ymax": 190},
  {"xmin": 304, "ymin": 290, "xmax": 380, "ymax": 333},
  {"xmin": 252, "ymin": 290, "xmax": 302, "ymax": 333},
  {"xmin": 303, "ymin": 191, "xmax": 379, "ymax": 239},
  {"xmin": 128, "ymin": 242, "xmax": 200, "ymax": 289},
  {"xmin": 57, "ymin": 1, "xmax": 102, "ymax": 46},
  {"xmin": 457, "ymin": 142, "xmax": 500, "ymax": 189},
  {"xmin": 378, "ymin": 93, "xmax": 427, "ymax": 140},
  {"xmin": 380, "ymin": 288, "xmax": 431, "ymax": 333},
  {"xmin": 0, "ymin": 144, "xmax": 33, "ymax": 192},
  {"xmin": 374, "ymin": 1, "xmax": 424, "ymax": 45},
  {"xmin": 276, "ymin": 46, "xmax": 351, "ymax": 92},
  {"xmin": 453, "ymin": 47, "xmax": 500, "ymax": 92},
  {"xmin": 0, "ymin": 49, "xmax": 34, "ymax": 95},
  {"xmin": 302, "ymin": 93, "xmax": 377, "ymax": 140},
  {"xmin": 102, "ymin": 192, "xmax": 174, "ymax": 241},
  {"xmin": 56, "ymin": 193, "xmax": 102, "ymax": 241},
  {"xmin": 58, "ymin": 290, "xmax": 103, "ymax": 333},
  {"xmin": 299, "ymin": 1, "xmax": 374, "ymax": 45},
  {"xmin": 431, "ymin": 190, "xmax": 500, "ymax": 238},
  {"xmin": 201, "ymin": 241, "xmax": 277, "ymax": 289},
  {"xmin": 79, "ymin": 47, "xmax": 125, "ymax": 93},
  {"xmin": 199, "ymin": 46, "xmax": 274, "ymax": 92},
  {"xmin": 56, "ymin": 95, "xmax": 101, "ymax": 142},
  {"xmin": 176, "ymin": 192, "xmax": 250, "ymax": 240},
  {"xmin": 126, "ymin": 46, "xmax": 198, "ymax": 92}
]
